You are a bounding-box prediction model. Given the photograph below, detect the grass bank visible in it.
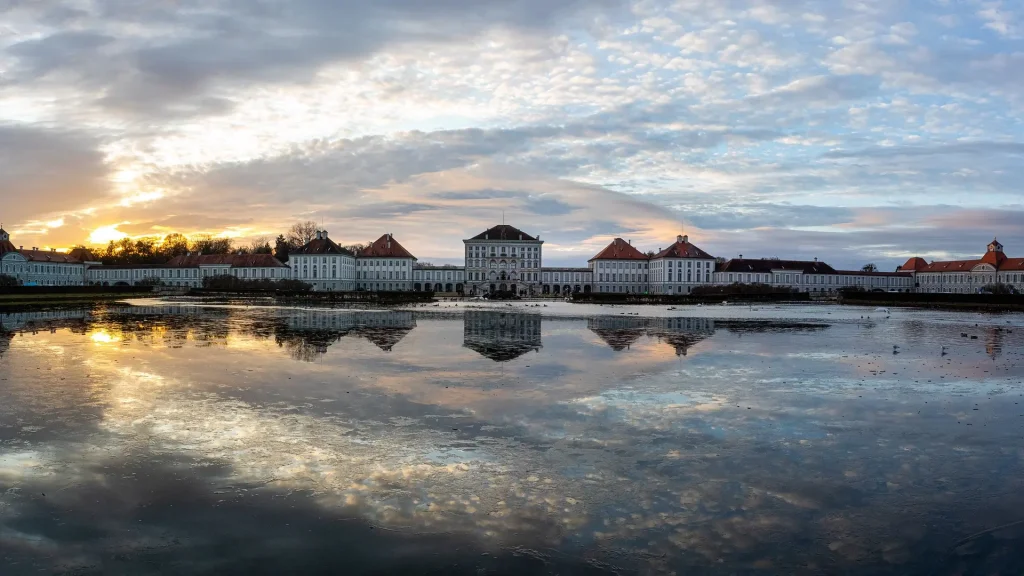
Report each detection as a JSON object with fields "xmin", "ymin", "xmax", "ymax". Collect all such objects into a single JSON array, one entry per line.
[{"xmin": 0, "ymin": 292, "xmax": 153, "ymax": 307}]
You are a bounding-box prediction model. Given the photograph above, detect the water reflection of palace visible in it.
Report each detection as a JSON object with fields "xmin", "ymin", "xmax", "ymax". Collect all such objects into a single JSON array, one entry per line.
[
  {"xmin": 0, "ymin": 309, "xmax": 93, "ymax": 357},
  {"xmin": 589, "ymin": 316, "xmax": 716, "ymax": 355},
  {"xmin": 0, "ymin": 305, "xmax": 419, "ymax": 363},
  {"xmin": 278, "ymin": 310, "xmax": 417, "ymax": 361},
  {"xmin": 463, "ymin": 311, "xmax": 542, "ymax": 362},
  {"xmin": 0, "ymin": 309, "xmax": 90, "ymax": 332}
]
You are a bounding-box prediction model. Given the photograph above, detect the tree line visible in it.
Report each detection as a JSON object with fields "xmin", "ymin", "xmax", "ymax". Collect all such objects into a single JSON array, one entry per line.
[{"xmin": 89, "ymin": 221, "xmax": 371, "ymax": 265}]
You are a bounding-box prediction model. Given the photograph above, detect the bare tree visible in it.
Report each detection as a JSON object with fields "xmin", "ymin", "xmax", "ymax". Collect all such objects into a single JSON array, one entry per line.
[
  {"xmin": 249, "ymin": 236, "xmax": 272, "ymax": 254},
  {"xmin": 861, "ymin": 263, "xmax": 878, "ymax": 272},
  {"xmin": 287, "ymin": 221, "xmax": 319, "ymax": 248},
  {"xmin": 190, "ymin": 234, "xmax": 233, "ymax": 255}
]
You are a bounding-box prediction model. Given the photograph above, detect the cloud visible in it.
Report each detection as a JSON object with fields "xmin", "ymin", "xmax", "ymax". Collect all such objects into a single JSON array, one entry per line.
[
  {"xmin": 823, "ymin": 141, "xmax": 1024, "ymax": 159},
  {"xmin": 3, "ymin": 0, "xmax": 629, "ymax": 118},
  {"xmin": 0, "ymin": 125, "xmax": 112, "ymax": 224},
  {"xmin": 0, "ymin": 0, "xmax": 1023, "ymax": 262}
]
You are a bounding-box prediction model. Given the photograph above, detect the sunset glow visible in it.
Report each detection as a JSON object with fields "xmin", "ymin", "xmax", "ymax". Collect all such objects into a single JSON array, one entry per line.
[{"xmin": 0, "ymin": 1, "xmax": 1022, "ymax": 268}]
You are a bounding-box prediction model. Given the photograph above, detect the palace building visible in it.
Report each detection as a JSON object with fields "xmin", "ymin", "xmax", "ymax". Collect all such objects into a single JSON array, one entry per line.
[
  {"xmin": 356, "ymin": 233, "xmax": 417, "ymax": 292},
  {"xmin": 0, "ymin": 228, "xmax": 97, "ymax": 286},
  {"xmin": 589, "ymin": 238, "xmax": 650, "ymax": 294},
  {"xmin": 899, "ymin": 239, "xmax": 1024, "ymax": 294},
  {"xmin": 87, "ymin": 253, "xmax": 290, "ymax": 288},
  {"xmin": 650, "ymin": 235, "xmax": 716, "ymax": 295},
  {"xmin": 6, "ymin": 217, "xmax": 1017, "ymax": 296},
  {"xmin": 289, "ymin": 230, "xmax": 356, "ymax": 291},
  {"xmin": 463, "ymin": 225, "xmax": 543, "ymax": 296}
]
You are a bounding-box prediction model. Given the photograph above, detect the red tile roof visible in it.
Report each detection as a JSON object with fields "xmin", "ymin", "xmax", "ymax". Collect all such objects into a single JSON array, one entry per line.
[
  {"xmin": 164, "ymin": 254, "xmax": 288, "ymax": 268},
  {"xmin": 652, "ymin": 236, "xmax": 714, "ymax": 259},
  {"xmin": 589, "ymin": 238, "xmax": 649, "ymax": 261},
  {"xmin": 717, "ymin": 259, "xmax": 837, "ymax": 274},
  {"xmin": 0, "ymin": 239, "xmax": 16, "ymax": 256},
  {"xmin": 357, "ymin": 234, "xmax": 416, "ymax": 259},
  {"xmin": 918, "ymin": 259, "xmax": 983, "ymax": 272},
  {"xmin": 898, "ymin": 257, "xmax": 929, "ymax": 272},
  {"xmin": 292, "ymin": 233, "xmax": 353, "ymax": 256},
  {"xmin": 67, "ymin": 248, "xmax": 99, "ymax": 262},
  {"xmin": 981, "ymin": 249, "xmax": 1007, "ymax": 267},
  {"xmin": 998, "ymin": 258, "xmax": 1024, "ymax": 271},
  {"xmin": 19, "ymin": 249, "xmax": 83, "ymax": 263},
  {"xmin": 470, "ymin": 225, "xmax": 537, "ymax": 242}
]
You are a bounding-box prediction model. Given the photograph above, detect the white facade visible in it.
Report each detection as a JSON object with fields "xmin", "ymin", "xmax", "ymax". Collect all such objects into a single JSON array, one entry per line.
[
  {"xmin": 88, "ymin": 255, "xmax": 290, "ymax": 288},
  {"xmin": 0, "ymin": 229, "xmax": 90, "ymax": 286},
  {"xmin": 592, "ymin": 260, "xmax": 649, "ymax": 293},
  {"xmin": 414, "ymin": 266, "xmax": 465, "ymax": 293},
  {"xmin": 906, "ymin": 240, "xmax": 1024, "ymax": 294},
  {"xmin": 540, "ymin": 268, "xmax": 592, "ymax": 295},
  {"xmin": 2, "ymin": 251, "xmax": 87, "ymax": 286},
  {"xmin": 650, "ymin": 235, "xmax": 716, "ymax": 295},
  {"xmin": 356, "ymin": 234, "xmax": 417, "ymax": 291},
  {"xmin": 464, "ymin": 225, "xmax": 543, "ymax": 296},
  {"xmin": 289, "ymin": 230, "xmax": 356, "ymax": 292},
  {"xmin": 712, "ymin": 259, "xmax": 913, "ymax": 293},
  {"xmin": 357, "ymin": 258, "xmax": 414, "ymax": 291}
]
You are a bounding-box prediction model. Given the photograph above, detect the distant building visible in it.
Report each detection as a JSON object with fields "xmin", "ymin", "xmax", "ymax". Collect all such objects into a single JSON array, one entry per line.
[
  {"xmin": 87, "ymin": 253, "xmax": 289, "ymax": 288},
  {"xmin": 650, "ymin": 235, "xmax": 716, "ymax": 295},
  {"xmin": 463, "ymin": 225, "xmax": 543, "ymax": 296},
  {"xmin": 356, "ymin": 233, "xmax": 417, "ymax": 291},
  {"xmin": 289, "ymin": 230, "xmax": 356, "ymax": 291},
  {"xmin": 714, "ymin": 257, "xmax": 913, "ymax": 292},
  {"xmin": 0, "ymin": 228, "xmax": 93, "ymax": 286},
  {"xmin": 900, "ymin": 238, "xmax": 1024, "ymax": 293},
  {"xmin": 589, "ymin": 238, "xmax": 650, "ymax": 294}
]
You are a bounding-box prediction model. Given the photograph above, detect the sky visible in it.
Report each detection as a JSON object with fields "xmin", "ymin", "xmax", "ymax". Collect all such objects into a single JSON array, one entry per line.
[{"xmin": 1, "ymin": 0, "xmax": 1022, "ymax": 269}]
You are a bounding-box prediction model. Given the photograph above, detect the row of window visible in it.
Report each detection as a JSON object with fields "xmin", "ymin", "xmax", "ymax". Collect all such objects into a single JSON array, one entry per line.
[
  {"xmin": 543, "ymin": 274, "xmax": 590, "ymax": 282},
  {"xmin": 594, "ymin": 261, "xmax": 649, "ymax": 270},
  {"xmin": 357, "ymin": 260, "xmax": 409, "ymax": 268},
  {"xmin": 359, "ymin": 271, "xmax": 407, "ymax": 279},
  {"xmin": 720, "ymin": 273, "xmax": 911, "ymax": 286},
  {"xmin": 920, "ymin": 273, "xmax": 1023, "ymax": 284},
  {"xmin": 468, "ymin": 259, "xmax": 539, "ymax": 269},
  {"xmin": 468, "ymin": 245, "xmax": 539, "ymax": 256},
  {"xmin": 2, "ymin": 263, "xmax": 83, "ymax": 275},
  {"xmin": 654, "ymin": 272, "xmax": 712, "ymax": 283},
  {"xmin": 652, "ymin": 260, "xmax": 712, "ymax": 269},
  {"xmin": 599, "ymin": 274, "xmax": 650, "ymax": 283}
]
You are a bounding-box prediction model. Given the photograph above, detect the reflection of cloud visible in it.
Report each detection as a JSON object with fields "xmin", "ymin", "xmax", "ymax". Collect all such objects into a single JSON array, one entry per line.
[{"xmin": 3, "ymin": 304, "xmax": 1024, "ymax": 573}]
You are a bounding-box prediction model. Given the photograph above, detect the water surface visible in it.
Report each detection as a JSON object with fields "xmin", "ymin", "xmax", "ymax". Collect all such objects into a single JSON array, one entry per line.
[{"xmin": 2, "ymin": 302, "xmax": 1023, "ymax": 574}]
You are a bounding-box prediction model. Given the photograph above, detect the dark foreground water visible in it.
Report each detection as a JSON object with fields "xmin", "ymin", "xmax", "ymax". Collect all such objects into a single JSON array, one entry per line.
[{"xmin": 1, "ymin": 301, "xmax": 1023, "ymax": 575}]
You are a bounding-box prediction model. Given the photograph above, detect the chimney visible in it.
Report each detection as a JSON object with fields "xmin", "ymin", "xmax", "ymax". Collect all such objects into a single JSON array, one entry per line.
[
  {"xmin": 323, "ymin": 230, "xmax": 328, "ymax": 238},
  {"xmin": 628, "ymin": 239, "xmax": 631, "ymax": 245},
  {"xmin": 739, "ymin": 254, "xmax": 743, "ymax": 259},
  {"xmin": 814, "ymin": 257, "xmax": 818, "ymax": 262},
  {"xmin": 677, "ymin": 235, "xmax": 683, "ymax": 243},
  {"xmin": 682, "ymin": 235, "xmax": 688, "ymax": 243}
]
